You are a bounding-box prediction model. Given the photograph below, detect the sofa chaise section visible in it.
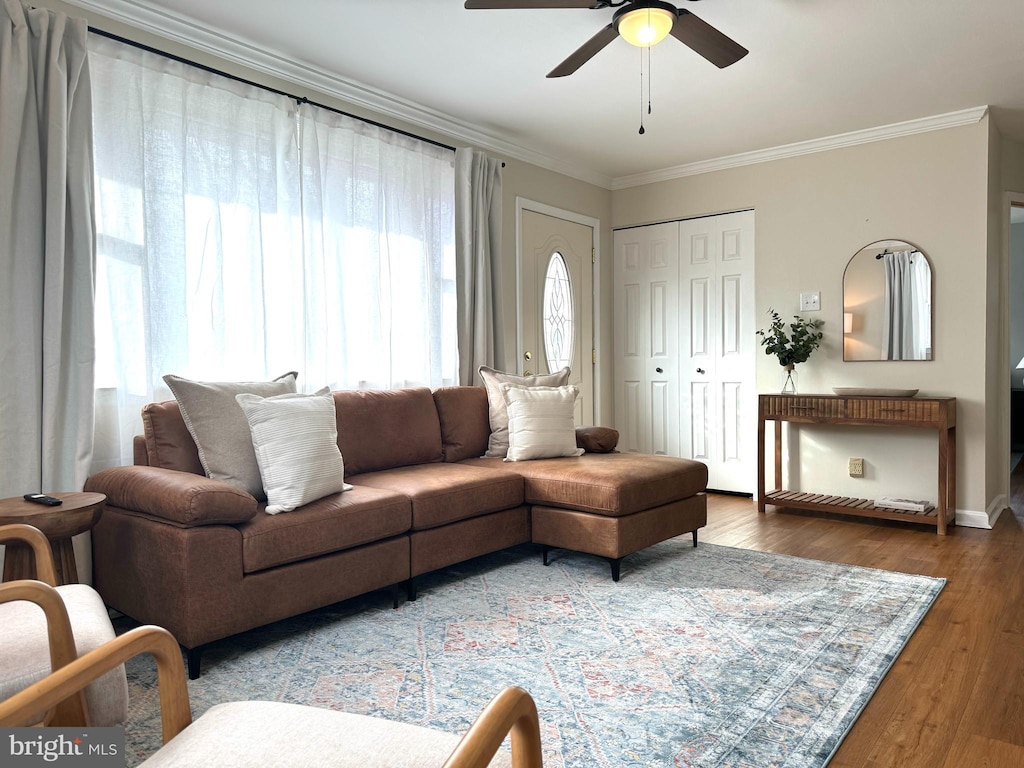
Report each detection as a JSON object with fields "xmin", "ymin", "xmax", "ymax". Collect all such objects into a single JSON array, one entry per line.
[{"xmin": 432, "ymin": 386, "xmax": 709, "ymax": 580}]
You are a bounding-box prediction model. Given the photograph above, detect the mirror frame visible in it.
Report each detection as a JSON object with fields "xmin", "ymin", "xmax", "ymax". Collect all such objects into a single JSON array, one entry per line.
[{"xmin": 842, "ymin": 239, "xmax": 933, "ymax": 362}]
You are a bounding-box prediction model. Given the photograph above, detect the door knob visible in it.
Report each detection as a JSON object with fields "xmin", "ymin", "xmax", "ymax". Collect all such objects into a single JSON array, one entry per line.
[
  {"xmin": 697, "ymin": 368, "xmax": 706, "ymax": 374},
  {"xmin": 524, "ymin": 351, "xmax": 532, "ymax": 361},
  {"xmin": 656, "ymin": 367, "xmax": 664, "ymax": 373}
]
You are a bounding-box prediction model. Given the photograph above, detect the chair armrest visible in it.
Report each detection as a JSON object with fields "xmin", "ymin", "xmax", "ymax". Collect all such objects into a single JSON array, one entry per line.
[
  {"xmin": 443, "ymin": 685, "xmax": 543, "ymax": 768},
  {"xmin": 0, "ymin": 579, "xmax": 86, "ymax": 725},
  {"xmin": 85, "ymin": 466, "xmax": 258, "ymax": 526},
  {"xmin": 0, "ymin": 625, "xmax": 192, "ymax": 743},
  {"xmin": 0, "ymin": 524, "xmax": 57, "ymax": 585}
]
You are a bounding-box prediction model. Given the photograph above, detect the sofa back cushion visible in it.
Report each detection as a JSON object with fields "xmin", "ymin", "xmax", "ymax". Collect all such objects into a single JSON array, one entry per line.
[
  {"xmin": 334, "ymin": 388, "xmax": 443, "ymax": 475},
  {"xmin": 140, "ymin": 400, "xmax": 205, "ymax": 475},
  {"xmin": 433, "ymin": 386, "xmax": 490, "ymax": 462}
]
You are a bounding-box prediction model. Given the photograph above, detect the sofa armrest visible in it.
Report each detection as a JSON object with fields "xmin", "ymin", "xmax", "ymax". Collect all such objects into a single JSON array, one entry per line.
[{"xmin": 84, "ymin": 467, "xmax": 258, "ymax": 527}]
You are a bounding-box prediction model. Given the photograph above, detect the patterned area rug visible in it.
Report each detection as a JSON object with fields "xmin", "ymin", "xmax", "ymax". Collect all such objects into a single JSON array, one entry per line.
[{"xmin": 119, "ymin": 540, "xmax": 944, "ymax": 767}]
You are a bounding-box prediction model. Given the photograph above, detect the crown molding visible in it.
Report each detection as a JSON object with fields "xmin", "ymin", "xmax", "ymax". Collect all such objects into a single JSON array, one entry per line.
[
  {"xmin": 62, "ymin": 0, "xmax": 614, "ymax": 190},
  {"xmin": 610, "ymin": 106, "xmax": 990, "ymax": 190}
]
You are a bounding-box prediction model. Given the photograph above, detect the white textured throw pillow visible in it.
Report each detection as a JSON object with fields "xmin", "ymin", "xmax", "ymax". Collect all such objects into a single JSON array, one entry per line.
[
  {"xmin": 478, "ymin": 365, "xmax": 571, "ymax": 458},
  {"xmin": 163, "ymin": 372, "xmax": 298, "ymax": 499},
  {"xmin": 500, "ymin": 383, "xmax": 584, "ymax": 462},
  {"xmin": 235, "ymin": 388, "xmax": 352, "ymax": 515}
]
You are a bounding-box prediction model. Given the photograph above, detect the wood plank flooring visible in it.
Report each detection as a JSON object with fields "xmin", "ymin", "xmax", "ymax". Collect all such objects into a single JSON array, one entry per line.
[{"xmin": 702, "ymin": 485, "xmax": 1024, "ymax": 767}]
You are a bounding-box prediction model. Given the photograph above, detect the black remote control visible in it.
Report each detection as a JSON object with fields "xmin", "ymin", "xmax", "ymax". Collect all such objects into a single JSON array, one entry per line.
[{"xmin": 23, "ymin": 493, "xmax": 62, "ymax": 506}]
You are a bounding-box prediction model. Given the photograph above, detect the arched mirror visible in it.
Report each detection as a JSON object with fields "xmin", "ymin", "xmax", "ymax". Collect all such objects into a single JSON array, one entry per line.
[{"xmin": 843, "ymin": 239, "xmax": 933, "ymax": 361}]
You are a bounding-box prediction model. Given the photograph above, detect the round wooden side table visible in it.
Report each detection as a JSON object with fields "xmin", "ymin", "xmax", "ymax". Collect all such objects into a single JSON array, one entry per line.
[{"xmin": 0, "ymin": 492, "xmax": 106, "ymax": 585}]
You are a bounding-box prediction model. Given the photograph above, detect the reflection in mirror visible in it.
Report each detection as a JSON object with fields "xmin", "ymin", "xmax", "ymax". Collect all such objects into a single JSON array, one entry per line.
[{"xmin": 843, "ymin": 239, "xmax": 932, "ymax": 361}]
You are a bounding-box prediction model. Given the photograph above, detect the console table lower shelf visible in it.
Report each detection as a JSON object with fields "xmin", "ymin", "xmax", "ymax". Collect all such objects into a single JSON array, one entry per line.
[{"xmin": 762, "ymin": 490, "xmax": 937, "ymax": 526}]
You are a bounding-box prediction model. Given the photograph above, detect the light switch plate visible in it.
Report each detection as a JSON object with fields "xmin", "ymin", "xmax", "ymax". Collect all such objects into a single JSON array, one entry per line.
[{"xmin": 800, "ymin": 291, "xmax": 821, "ymax": 311}]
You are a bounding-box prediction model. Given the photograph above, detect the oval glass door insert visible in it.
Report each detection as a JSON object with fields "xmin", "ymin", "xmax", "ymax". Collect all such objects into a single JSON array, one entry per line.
[{"xmin": 543, "ymin": 252, "xmax": 574, "ymax": 372}]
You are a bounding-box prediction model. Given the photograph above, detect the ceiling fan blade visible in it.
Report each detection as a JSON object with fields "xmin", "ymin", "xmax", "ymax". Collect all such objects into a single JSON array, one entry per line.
[
  {"xmin": 465, "ymin": 1, "xmax": 598, "ymax": 8},
  {"xmin": 547, "ymin": 23, "xmax": 619, "ymax": 78},
  {"xmin": 670, "ymin": 9, "xmax": 748, "ymax": 68}
]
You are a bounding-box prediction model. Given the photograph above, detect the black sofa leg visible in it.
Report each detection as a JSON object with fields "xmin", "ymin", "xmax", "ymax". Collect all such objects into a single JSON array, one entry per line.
[
  {"xmin": 693, "ymin": 529, "xmax": 698, "ymax": 547},
  {"xmin": 406, "ymin": 577, "xmax": 417, "ymax": 602},
  {"xmin": 390, "ymin": 583, "xmax": 401, "ymax": 609},
  {"xmin": 542, "ymin": 545, "xmax": 551, "ymax": 566},
  {"xmin": 186, "ymin": 647, "xmax": 202, "ymax": 680},
  {"xmin": 609, "ymin": 557, "xmax": 622, "ymax": 582}
]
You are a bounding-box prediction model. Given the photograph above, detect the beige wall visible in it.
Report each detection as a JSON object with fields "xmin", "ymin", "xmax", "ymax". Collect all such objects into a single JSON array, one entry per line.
[{"xmin": 613, "ymin": 120, "xmax": 993, "ymax": 519}]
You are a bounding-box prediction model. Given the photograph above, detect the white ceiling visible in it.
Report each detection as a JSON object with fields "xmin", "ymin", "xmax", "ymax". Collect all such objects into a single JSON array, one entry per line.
[{"xmin": 77, "ymin": 0, "xmax": 1024, "ymax": 187}]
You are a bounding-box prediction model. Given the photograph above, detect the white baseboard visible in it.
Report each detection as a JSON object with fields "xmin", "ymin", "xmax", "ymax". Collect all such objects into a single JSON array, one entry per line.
[{"xmin": 956, "ymin": 497, "xmax": 1005, "ymax": 529}]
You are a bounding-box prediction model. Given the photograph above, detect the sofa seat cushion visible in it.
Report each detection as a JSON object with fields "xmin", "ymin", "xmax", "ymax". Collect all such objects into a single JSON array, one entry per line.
[
  {"xmin": 459, "ymin": 453, "xmax": 708, "ymax": 517},
  {"xmin": 238, "ymin": 486, "xmax": 411, "ymax": 573},
  {"xmin": 140, "ymin": 700, "xmax": 511, "ymax": 768},
  {"xmin": 347, "ymin": 464, "xmax": 524, "ymax": 531}
]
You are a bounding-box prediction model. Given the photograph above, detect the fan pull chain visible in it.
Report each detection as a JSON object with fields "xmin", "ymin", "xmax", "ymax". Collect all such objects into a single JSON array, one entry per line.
[
  {"xmin": 638, "ymin": 46, "xmax": 645, "ymax": 135},
  {"xmin": 647, "ymin": 44, "xmax": 652, "ymax": 116}
]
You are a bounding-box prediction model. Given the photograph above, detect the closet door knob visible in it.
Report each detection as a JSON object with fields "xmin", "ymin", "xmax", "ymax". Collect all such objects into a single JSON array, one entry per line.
[
  {"xmin": 656, "ymin": 367, "xmax": 663, "ymax": 373},
  {"xmin": 697, "ymin": 368, "xmax": 706, "ymax": 374}
]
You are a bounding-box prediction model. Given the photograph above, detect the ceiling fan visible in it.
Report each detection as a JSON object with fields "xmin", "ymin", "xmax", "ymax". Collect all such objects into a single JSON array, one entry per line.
[{"xmin": 464, "ymin": 0, "xmax": 748, "ymax": 78}]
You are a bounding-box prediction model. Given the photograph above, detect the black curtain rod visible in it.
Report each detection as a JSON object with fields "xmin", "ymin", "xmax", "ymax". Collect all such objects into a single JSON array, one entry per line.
[
  {"xmin": 87, "ymin": 27, "xmax": 458, "ymax": 155},
  {"xmin": 875, "ymin": 248, "xmax": 922, "ymax": 259}
]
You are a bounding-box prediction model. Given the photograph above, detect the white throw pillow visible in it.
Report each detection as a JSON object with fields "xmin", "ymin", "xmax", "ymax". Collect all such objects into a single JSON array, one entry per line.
[
  {"xmin": 478, "ymin": 365, "xmax": 571, "ymax": 458},
  {"xmin": 500, "ymin": 383, "xmax": 585, "ymax": 462},
  {"xmin": 163, "ymin": 372, "xmax": 298, "ymax": 500},
  {"xmin": 235, "ymin": 388, "xmax": 352, "ymax": 515}
]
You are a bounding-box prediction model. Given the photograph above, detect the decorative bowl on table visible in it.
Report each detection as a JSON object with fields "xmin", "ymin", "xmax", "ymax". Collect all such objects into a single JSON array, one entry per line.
[{"xmin": 831, "ymin": 387, "xmax": 919, "ymax": 397}]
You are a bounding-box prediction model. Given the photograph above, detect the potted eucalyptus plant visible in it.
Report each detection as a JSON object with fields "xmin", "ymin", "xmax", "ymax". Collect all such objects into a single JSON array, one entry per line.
[{"xmin": 756, "ymin": 309, "xmax": 824, "ymax": 394}]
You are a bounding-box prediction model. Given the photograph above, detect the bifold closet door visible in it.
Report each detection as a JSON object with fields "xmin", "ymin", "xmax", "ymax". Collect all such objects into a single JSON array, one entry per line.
[
  {"xmin": 613, "ymin": 222, "xmax": 679, "ymax": 456},
  {"xmin": 679, "ymin": 210, "xmax": 755, "ymax": 493}
]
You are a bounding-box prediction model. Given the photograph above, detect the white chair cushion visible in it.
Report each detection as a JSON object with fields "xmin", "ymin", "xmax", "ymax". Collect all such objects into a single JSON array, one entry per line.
[
  {"xmin": 0, "ymin": 584, "xmax": 128, "ymax": 726},
  {"xmin": 140, "ymin": 701, "xmax": 513, "ymax": 767}
]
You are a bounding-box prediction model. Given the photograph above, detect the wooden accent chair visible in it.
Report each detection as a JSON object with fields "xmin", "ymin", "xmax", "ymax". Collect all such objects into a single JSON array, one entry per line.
[
  {"xmin": 0, "ymin": 523, "xmax": 127, "ymax": 726},
  {"xmin": 0, "ymin": 620, "xmax": 544, "ymax": 768}
]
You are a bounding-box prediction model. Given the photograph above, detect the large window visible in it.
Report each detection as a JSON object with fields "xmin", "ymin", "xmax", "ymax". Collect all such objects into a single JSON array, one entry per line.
[{"xmin": 88, "ymin": 36, "xmax": 457, "ymax": 470}]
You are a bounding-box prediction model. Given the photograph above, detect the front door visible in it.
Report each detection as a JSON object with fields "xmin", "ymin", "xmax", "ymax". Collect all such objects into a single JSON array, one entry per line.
[{"xmin": 519, "ymin": 207, "xmax": 595, "ymax": 425}]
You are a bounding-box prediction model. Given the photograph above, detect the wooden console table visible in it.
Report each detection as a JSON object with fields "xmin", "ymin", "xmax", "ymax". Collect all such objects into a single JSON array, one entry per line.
[{"xmin": 757, "ymin": 394, "xmax": 956, "ymax": 534}]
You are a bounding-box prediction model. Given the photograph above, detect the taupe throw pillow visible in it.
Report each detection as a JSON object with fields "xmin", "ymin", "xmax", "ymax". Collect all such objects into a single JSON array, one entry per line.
[
  {"xmin": 478, "ymin": 365, "xmax": 570, "ymax": 458},
  {"xmin": 163, "ymin": 372, "xmax": 298, "ymax": 500}
]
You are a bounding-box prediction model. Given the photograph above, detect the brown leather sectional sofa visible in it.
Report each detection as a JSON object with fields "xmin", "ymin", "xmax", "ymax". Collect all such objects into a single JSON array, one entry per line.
[{"xmin": 85, "ymin": 386, "xmax": 708, "ymax": 678}]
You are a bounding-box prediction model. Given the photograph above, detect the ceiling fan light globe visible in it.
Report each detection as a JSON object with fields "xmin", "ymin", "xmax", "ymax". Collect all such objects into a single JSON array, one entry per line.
[{"xmin": 617, "ymin": 6, "xmax": 674, "ymax": 47}]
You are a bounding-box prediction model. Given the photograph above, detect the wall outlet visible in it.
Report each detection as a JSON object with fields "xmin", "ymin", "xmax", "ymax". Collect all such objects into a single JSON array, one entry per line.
[
  {"xmin": 849, "ymin": 457, "xmax": 864, "ymax": 477},
  {"xmin": 800, "ymin": 291, "xmax": 821, "ymax": 312}
]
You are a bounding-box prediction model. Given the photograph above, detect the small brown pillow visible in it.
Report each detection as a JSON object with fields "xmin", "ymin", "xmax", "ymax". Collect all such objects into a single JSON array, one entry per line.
[{"xmin": 575, "ymin": 426, "xmax": 619, "ymax": 453}]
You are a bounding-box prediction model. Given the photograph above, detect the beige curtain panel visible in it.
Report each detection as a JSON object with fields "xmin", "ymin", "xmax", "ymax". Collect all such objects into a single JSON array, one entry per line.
[
  {"xmin": 0, "ymin": 0, "xmax": 95, "ymax": 502},
  {"xmin": 455, "ymin": 147, "xmax": 504, "ymax": 386}
]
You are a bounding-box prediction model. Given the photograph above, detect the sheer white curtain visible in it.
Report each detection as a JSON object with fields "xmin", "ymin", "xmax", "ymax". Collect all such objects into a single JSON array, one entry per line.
[
  {"xmin": 299, "ymin": 104, "xmax": 457, "ymax": 391},
  {"xmin": 88, "ymin": 36, "xmax": 456, "ymax": 472}
]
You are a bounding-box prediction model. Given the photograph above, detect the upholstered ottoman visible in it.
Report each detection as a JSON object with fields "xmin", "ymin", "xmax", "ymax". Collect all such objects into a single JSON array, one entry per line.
[{"xmin": 460, "ymin": 453, "xmax": 708, "ymax": 580}]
